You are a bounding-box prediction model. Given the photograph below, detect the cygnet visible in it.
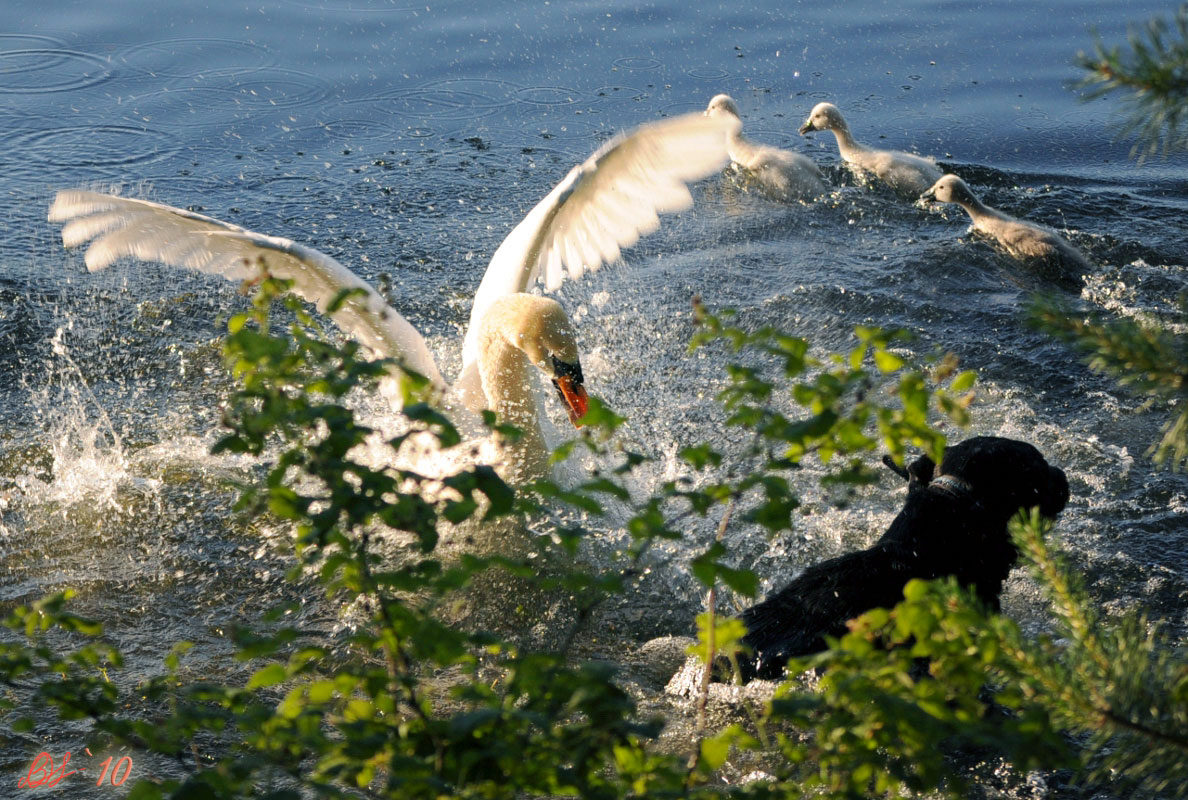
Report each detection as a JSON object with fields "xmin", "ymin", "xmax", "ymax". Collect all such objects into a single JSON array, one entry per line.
[
  {"xmin": 922, "ymin": 173, "xmax": 1092, "ymax": 284},
  {"xmin": 705, "ymin": 94, "xmax": 827, "ymax": 201},
  {"xmin": 799, "ymin": 101, "xmax": 942, "ymax": 195}
]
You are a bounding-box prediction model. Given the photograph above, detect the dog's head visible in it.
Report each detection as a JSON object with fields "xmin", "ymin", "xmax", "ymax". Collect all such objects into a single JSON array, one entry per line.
[{"xmin": 925, "ymin": 436, "xmax": 1069, "ymax": 520}]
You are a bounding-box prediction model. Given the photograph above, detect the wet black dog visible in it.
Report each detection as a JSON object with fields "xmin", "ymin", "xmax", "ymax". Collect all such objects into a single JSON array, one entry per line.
[{"xmin": 734, "ymin": 436, "xmax": 1069, "ymax": 682}]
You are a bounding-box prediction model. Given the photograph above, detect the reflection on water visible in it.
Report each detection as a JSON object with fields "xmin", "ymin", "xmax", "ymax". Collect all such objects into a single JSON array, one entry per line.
[{"xmin": 1, "ymin": 1, "xmax": 1186, "ymax": 797}]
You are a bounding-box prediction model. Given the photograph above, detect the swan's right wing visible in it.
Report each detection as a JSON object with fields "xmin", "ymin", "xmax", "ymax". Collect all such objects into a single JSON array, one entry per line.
[
  {"xmin": 455, "ymin": 111, "xmax": 739, "ymax": 407},
  {"xmin": 526, "ymin": 111, "xmax": 740, "ymax": 291},
  {"xmin": 48, "ymin": 190, "xmax": 447, "ymax": 394}
]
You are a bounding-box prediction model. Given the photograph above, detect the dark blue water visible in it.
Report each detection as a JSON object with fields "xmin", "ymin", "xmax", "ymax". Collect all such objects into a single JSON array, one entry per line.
[{"xmin": 2, "ymin": 1, "xmax": 1186, "ymax": 796}]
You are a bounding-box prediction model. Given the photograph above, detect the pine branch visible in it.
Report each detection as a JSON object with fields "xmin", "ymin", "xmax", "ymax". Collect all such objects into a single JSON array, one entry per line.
[
  {"xmin": 1008, "ymin": 511, "xmax": 1188, "ymax": 797},
  {"xmin": 1011, "ymin": 512, "xmax": 1113, "ymax": 681},
  {"xmin": 1030, "ymin": 298, "xmax": 1188, "ymax": 468},
  {"xmin": 1077, "ymin": 4, "xmax": 1188, "ymax": 160}
]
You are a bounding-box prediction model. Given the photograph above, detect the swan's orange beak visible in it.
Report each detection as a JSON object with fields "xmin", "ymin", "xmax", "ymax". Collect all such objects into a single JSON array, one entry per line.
[
  {"xmin": 550, "ymin": 356, "xmax": 588, "ymax": 427},
  {"xmin": 553, "ymin": 375, "xmax": 589, "ymax": 427}
]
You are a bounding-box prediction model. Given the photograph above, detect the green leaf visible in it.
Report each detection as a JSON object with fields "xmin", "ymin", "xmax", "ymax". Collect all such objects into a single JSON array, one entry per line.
[
  {"xmin": 700, "ymin": 731, "xmax": 732, "ymax": 771},
  {"xmin": 246, "ymin": 663, "xmax": 287, "ymax": 689},
  {"xmin": 579, "ymin": 477, "xmax": 631, "ymax": 500},
  {"xmin": 680, "ymin": 443, "xmax": 722, "ymax": 469},
  {"xmin": 718, "ymin": 565, "xmax": 759, "ymax": 597},
  {"xmin": 874, "ymin": 349, "xmax": 905, "ymax": 373},
  {"xmin": 306, "ymin": 680, "xmax": 335, "ymax": 704},
  {"xmin": 950, "ymin": 369, "xmax": 977, "ymax": 392}
]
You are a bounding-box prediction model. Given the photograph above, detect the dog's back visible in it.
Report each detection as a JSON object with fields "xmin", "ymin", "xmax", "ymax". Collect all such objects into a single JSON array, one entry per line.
[{"xmin": 733, "ymin": 437, "xmax": 1069, "ymax": 682}]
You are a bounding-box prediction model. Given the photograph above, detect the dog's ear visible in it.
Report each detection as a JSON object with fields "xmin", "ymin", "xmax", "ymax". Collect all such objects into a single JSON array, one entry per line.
[{"xmin": 906, "ymin": 455, "xmax": 935, "ymax": 490}]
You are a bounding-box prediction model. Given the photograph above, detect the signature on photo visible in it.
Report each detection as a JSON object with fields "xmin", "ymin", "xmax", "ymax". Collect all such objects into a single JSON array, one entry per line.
[{"xmin": 17, "ymin": 748, "xmax": 132, "ymax": 789}]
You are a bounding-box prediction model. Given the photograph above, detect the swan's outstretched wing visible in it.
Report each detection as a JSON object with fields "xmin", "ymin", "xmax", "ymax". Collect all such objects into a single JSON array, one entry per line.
[
  {"xmin": 48, "ymin": 190, "xmax": 447, "ymax": 393},
  {"xmin": 456, "ymin": 111, "xmax": 739, "ymax": 405}
]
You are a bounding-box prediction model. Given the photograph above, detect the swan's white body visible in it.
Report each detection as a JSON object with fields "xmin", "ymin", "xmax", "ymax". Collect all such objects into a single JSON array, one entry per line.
[
  {"xmin": 922, "ymin": 173, "xmax": 1091, "ymax": 282},
  {"xmin": 799, "ymin": 102, "xmax": 942, "ymax": 196},
  {"xmin": 703, "ymin": 94, "xmax": 827, "ymax": 201},
  {"xmin": 49, "ymin": 110, "xmax": 738, "ymax": 481}
]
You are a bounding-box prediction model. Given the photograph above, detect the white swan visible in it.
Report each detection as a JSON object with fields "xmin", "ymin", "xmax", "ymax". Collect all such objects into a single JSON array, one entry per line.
[
  {"xmin": 703, "ymin": 94, "xmax": 827, "ymax": 201},
  {"xmin": 798, "ymin": 102, "xmax": 942, "ymax": 196},
  {"xmin": 921, "ymin": 173, "xmax": 1092, "ymax": 282},
  {"xmin": 48, "ymin": 110, "xmax": 739, "ymax": 481}
]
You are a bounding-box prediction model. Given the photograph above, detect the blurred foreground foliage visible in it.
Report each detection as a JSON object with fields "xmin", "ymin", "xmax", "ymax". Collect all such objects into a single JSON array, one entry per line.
[
  {"xmin": 1077, "ymin": 3, "xmax": 1188, "ymax": 160},
  {"xmin": 1, "ymin": 280, "xmax": 1184, "ymax": 799},
  {"xmin": 1042, "ymin": 5, "xmax": 1188, "ymax": 469},
  {"xmin": 1030, "ymin": 297, "xmax": 1188, "ymax": 469}
]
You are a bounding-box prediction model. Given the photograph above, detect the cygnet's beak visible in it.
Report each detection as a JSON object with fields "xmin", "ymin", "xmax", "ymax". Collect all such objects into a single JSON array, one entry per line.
[
  {"xmin": 798, "ymin": 119, "xmax": 814, "ymax": 135},
  {"xmin": 920, "ymin": 186, "xmax": 937, "ymax": 203},
  {"xmin": 550, "ymin": 356, "xmax": 589, "ymax": 427}
]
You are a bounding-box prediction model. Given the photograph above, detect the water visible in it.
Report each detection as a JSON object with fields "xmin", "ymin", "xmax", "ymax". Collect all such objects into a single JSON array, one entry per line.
[{"xmin": 2, "ymin": 1, "xmax": 1186, "ymax": 796}]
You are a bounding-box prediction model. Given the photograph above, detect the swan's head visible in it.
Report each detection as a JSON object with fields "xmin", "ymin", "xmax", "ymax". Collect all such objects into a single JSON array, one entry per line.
[
  {"xmin": 486, "ymin": 294, "xmax": 590, "ymax": 427},
  {"xmin": 704, "ymin": 94, "xmax": 741, "ymax": 120},
  {"xmin": 525, "ymin": 299, "xmax": 589, "ymax": 427},
  {"xmin": 921, "ymin": 174, "xmax": 977, "ymax": 206},
  {"xmin": 799, "ymin": 102, "xmax": 845, "ymax": 135}
]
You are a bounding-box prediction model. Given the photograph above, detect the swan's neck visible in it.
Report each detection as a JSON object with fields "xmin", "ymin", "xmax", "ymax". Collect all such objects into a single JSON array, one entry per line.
[
  {"xmin": 725, "ymin": 127, "xmax": 754, "ymax": 164},
  {"xmin": 958, "ymin": 195, "xmax": 1003, "ymax": 224},
  {"xmin": 461, "ymin": 168, "xmax": 576, "ymax": 370},
  {"xmin": 828, "ymin": 124, "xmax": 865, "ymax": 160},
  {"xmin": 478, "ymin": 336, "xmax": 549, "ymax": 480}
]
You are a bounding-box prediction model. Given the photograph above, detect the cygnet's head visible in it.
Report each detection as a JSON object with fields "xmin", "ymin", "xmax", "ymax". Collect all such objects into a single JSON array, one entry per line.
[
  {"xmin": 921, "ymin": 174, "xmax": 978, "ymax": 206},
  {"xmin": 799, "ymin": 102, "xmax": 846, "ymax": 135},
  {"xmin": 704, "ymin": 94, "xmax": 741, "ymax": 120},
  {"xmin": 487, "ymin": 294, "xmax": 590, "ymax": 426}
]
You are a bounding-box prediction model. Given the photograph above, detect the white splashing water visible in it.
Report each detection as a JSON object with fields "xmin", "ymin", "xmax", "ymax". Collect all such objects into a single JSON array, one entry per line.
[{"xmin": 15, "ymin": 324, "xmax": 161, "ymax": 509}]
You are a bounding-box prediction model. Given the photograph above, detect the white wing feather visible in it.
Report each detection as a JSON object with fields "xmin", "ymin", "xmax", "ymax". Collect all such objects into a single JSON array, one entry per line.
[
  {"xmin": 456, "ymin": 111, "xmax": 738, "ymax": 405},
  {"xmin": 48, "ymin": 190, "xmax": 447, "ymax": 394}
]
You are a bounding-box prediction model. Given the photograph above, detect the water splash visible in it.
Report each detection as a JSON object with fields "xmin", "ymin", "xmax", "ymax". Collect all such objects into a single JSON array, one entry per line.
[{"xmin": 16, "ymin": 324, "xmax": 161, "ymax": 510}]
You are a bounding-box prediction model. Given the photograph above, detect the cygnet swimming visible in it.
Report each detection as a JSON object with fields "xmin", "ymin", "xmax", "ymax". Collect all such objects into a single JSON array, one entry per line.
[
  {"xmin": 922, "ymin": 173, "xmax": 1091, "ymax": 285},
  {"xmin": 704, "ymin": 94, "xmax": 827, "ymax": 201},
  {"xmin": 799, "ymin": 101, "xmax": 942, "ymax": 196}
]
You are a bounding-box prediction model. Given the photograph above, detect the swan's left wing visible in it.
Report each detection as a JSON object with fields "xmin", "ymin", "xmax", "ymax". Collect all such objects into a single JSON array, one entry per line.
[
  {"xmin": 48, "ymin": 190, "xmax": 448, "ymax": 394},
  {"xmin": 457, "ymin": 111, "xmax": 738, "ymax": 401}
]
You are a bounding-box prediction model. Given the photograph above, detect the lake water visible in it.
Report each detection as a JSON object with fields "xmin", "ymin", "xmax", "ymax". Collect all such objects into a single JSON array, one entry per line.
[{"xmin": 2, "ymin": 1, "xmax": 1186, "ymax": 796}]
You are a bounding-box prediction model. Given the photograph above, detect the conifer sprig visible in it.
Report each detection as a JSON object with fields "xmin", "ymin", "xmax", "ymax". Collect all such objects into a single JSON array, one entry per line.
[{"xmin": 1077, "ymin": 4, "xmax": 1188, "ymax": 160}]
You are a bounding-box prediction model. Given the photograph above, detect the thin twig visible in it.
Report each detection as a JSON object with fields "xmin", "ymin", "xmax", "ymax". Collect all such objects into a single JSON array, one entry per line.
[
  {"xmin": 1100, "ymin": 707, "xmax": 1188, "ymax": 754},
  {"xmin": 683, "ymin": 497, "xmax": 739, "ymax": 790},
  {"xmin": 694, "ymin": 497, "xmax": 736, "ymax": 736}
]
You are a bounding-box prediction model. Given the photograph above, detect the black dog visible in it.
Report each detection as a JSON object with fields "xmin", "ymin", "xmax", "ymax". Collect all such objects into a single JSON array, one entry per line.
[{"xmin": 734, "ymin": 436, "xmax": 1069, "ymax": 682}]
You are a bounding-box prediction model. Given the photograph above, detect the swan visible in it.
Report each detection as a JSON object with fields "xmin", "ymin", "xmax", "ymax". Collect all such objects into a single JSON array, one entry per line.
[
  {"xmin": 703, "ymin": 94, "xmax": 827, "ymax": 201},
  {"xmin": 48, "ymin": 110, "xmax": 740, "ymax": 482},
  {"xmin": 798, "ymin": 101, "xmax": 942, "ymax": 196},
  {"xmin": 921, "ymin": 173, "xmax": 1091, "ymax": 284}
]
